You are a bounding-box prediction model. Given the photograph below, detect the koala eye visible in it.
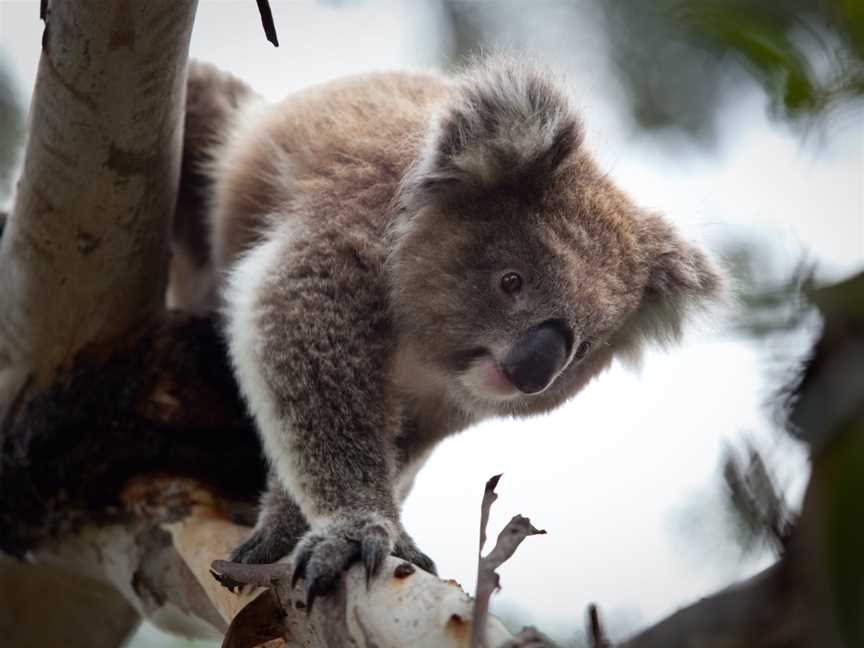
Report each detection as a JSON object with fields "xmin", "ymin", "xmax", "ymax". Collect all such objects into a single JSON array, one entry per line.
[
  {"xmin": 574, "ymin": 340, "xmax": 591, "ymax": 360},
  {"xmin": 500, "ymin": 272, "xmax": 523, "ymax": 295}
]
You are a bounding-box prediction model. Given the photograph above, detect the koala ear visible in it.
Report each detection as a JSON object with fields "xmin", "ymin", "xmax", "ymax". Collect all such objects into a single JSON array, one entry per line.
[
  {"xmin": 622, "ymin": 214, "xmax": 727, "ymax": 354},
  {"xmin": 407, "ymin": 59, "xmax": 582, "ymax": 204}
]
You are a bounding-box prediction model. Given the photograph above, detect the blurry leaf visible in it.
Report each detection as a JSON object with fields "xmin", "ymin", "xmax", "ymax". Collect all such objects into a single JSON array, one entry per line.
[
  {"xmin": 674, "ymin": 2, "xmax": 822, "ymax": 115},
  {"xmin": 722, "ymin": 440, "xmax": 794, "ymax": 555},
  {"xmin": 788, "ymin": 271, "xmax": 864, "ymax": 450},
  {"xmin": 603, "ymin": 0, "xmax": 864, "ymax": 138},
  {"xmin": 720, "ymin": 239, "xmax": 816, "ymax": 339},
  {"xmin": 441, "ymin": 0, "xmax": 862, "ymax": 138}
]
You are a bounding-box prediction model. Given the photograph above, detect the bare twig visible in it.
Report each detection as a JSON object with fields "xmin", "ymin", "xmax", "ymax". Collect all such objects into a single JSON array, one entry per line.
[
  {"xmin": 479, "ymin": 473, "xmax": 502, "ymax": 555},
  {"xmin": 588, "ymin": 604, "xmax": 611, "ymax": 648},
  {"xmin": 472, "ymin": 475, "xmax": 547, "ymax": 648}
]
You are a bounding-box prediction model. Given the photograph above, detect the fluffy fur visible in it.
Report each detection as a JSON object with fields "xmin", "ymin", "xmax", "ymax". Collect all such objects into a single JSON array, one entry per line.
[
  {"xmin": 169, "ymin": 58, "xmax": 725, "ymax": 596},
  {"xmin": 168, "ymin": 62, "xmax": 256, "ymax": 313}
]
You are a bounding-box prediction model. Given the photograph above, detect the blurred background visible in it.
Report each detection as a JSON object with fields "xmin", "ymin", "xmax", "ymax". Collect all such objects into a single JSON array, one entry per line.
[{"xmin": 1, "ymin": 1, "xmax": 861, "ymax": 646}]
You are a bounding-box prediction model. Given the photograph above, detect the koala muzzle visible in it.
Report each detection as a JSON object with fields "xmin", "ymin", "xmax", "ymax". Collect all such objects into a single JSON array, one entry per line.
[{"xmin": 502, "ymin": 320, "xmax": 571, "ymax": 394}]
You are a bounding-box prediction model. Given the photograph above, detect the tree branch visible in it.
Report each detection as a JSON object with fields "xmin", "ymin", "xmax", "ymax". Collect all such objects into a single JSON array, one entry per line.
[
  {"xmin": 208, "ymin": 475, "xmax": 549, "ymax": 648},
  {"xmin": 0, "ymin": 0, "xmax": 197, "ymax": 396}
]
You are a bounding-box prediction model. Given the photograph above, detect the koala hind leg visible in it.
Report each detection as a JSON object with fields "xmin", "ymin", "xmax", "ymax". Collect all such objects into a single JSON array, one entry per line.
[{"xmin": 230, "ymin": 473, "xmax": 309, "ymax": 565}]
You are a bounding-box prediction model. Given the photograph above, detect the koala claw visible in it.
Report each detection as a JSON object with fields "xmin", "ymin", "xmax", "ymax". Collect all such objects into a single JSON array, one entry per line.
[
  {"xmin": 229, "ymin": 525, "xmax": 297, "ymax": 567},
  {"xmin": 289, "ymin": 514, "xmax": 433, "ymax": 609},
  {"xmin": 291, "ymin": 530, "xmax": 361, "ymax": 611},
  {"xmin": 392, "ymin": 533, "xmax": 437, "ymax": 576},
  {"xmin": 360, "ymin": 524, "xmax": 389, "ymax": 587}
]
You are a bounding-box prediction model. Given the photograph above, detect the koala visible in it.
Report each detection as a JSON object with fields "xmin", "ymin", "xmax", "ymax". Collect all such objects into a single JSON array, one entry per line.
[{"xmin": 170, "ymin": 58, "xmax": 724, "ymax": 603}]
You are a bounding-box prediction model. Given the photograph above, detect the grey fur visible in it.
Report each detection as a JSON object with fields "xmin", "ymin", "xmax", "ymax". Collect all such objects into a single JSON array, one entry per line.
[{"xmin": 170, "ymin": 58, "xmax": 725, "ymax": 597}]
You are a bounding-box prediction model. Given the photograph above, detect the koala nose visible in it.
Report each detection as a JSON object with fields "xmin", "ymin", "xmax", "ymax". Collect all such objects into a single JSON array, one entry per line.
[{"xmin": 502, "ymin": 320, "xmax": 571, "ymax": 394}]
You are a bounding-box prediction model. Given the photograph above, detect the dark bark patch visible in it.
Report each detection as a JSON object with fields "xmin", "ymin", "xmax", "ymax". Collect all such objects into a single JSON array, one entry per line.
[
  {"xmin": 108, "ymin": 0, "xmax": 136, "ymax": 52},
  {"xmin": 107, "ymin": 143, "xmax": 156, "ymax": 177},
  {"xmin": 0, "ymin": 314, "xmax": 265, "ymax": 558},
  {"xmin": 76, "ymin": 229, "xmax": 100, "ymax": 255}
]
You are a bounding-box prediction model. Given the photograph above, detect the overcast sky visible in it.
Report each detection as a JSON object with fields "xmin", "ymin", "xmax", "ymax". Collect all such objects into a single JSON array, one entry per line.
[{"xmin": 1, "ymin": 1, "xmax": 862, "ymax": 644}]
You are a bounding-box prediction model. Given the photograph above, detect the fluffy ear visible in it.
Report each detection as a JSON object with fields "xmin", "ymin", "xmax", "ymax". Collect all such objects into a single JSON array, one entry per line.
[
  {"xmin": 409, "ymin": 59, "xmax": 582, "ymax": 203},
  {"xmin": 621, "ymin": 214, "xmax": 727, "ymax": 355}
]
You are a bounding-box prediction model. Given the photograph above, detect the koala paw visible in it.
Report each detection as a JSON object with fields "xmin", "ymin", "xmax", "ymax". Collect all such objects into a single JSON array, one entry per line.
[
  {"xmin": 229, "ymin": 520, "xmax": 302, "ymax": 567},
  {"xmin": 290, "ymin": 513, "xmax": 434, "ymax": 609}
]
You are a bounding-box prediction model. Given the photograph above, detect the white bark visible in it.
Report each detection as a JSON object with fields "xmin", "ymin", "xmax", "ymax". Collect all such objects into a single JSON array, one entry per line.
[
  {"xmin": 32, "ymin": 478, "xmax": 515, "ymax": 648},
  {"xmin": 0, "ymin": 0, "xmax": 197, "ymax": 397}
]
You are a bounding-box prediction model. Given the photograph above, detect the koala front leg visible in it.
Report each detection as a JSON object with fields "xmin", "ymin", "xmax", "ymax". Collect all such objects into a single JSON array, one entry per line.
[
  {"xmin": 225, "ymin": 231, "xmax": 435, "ymax": 600},
  {"xmin": 230, "ymin": 472, "xmax": 308, "ymax": 565}
]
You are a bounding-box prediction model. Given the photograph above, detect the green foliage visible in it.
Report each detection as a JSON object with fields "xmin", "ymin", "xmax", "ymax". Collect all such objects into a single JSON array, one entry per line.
[
  {"xmin": 676, "ymin": 3, "xmax": 819, "ymax": 113},
  {"xmin": 439, "ymin": 1, "xmax": 862, "ymax": 138},
  {"xmin": 603, "ymin": 0, "xmax": 864, "ymax": 138}
]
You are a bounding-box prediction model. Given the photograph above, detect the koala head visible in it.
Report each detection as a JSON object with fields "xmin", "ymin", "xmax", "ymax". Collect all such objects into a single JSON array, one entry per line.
[{"xmin": 387, "ymin": 59, "xmax": 725, "ymax": 417}]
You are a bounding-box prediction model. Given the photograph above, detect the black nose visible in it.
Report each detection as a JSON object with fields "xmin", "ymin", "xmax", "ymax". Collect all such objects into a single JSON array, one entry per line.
[{"xmin": 502, "ymin": 320, "xmax": 571, "ymax": 394}]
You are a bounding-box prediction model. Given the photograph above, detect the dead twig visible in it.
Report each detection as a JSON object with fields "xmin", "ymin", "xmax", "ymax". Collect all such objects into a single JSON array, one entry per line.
[
  {"xmin": 472, "ymin": 475, "xmax": 547, "ymax": 648},
  {"xmin": 588, "ymin": 604, "xmax": 611, "ymax": 648}
]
